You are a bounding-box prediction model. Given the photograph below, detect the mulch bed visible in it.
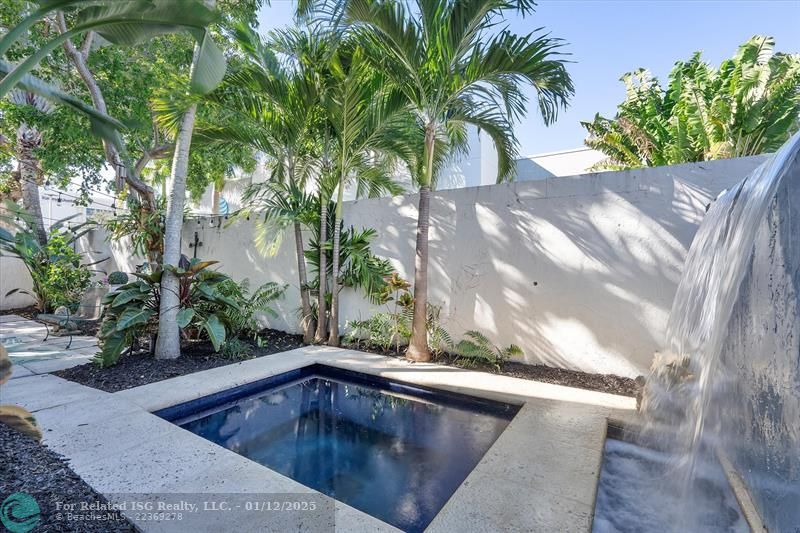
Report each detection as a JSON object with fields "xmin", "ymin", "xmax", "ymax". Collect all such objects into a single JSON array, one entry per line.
[
  {"xmin": 0, "ymin": 424, "xmax": 135, "ymax": 532},
  {"xmin": 55, "ymin": 329, "xmax": 304, "ymax": 393},
  {"xmin": 499, "ymin": 361, "xmax": 639, "ymax": 397},
  {"xmin": 349, "ymin": 344, "xmax": 640, "ymax": 398},
  {"xmin": 49, "ymin": 314, "xmax": 636, "ymax": 398},
  {"xmin": 0, "ymin": 305, "xmax": 38, "ymax": 320}
]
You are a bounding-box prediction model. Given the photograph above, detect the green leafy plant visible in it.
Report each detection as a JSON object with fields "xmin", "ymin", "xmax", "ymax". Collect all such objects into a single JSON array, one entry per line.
[
  {"xmin": 102, "ymin": 197, "xmax": 166, "ymax": 265},
  {"xmin": 219, "ymin": 337, "xmax": 254, "ymax": 360},
  {"xmin": 94, "ymin": 256, "xmax": 239, "ymax": 367},
  {"xmin": 0, "ymin": 201, "xmax": 94, "ymax": 312},
  {"xmin": 583, "ymin": 36, "xmax": 800, "ymax": 169},
  {"xmin": 39, "ymin": 232, "xmax": 92, "ymax": 311},
  {"xmin": 107, "ymin": 271, "xmax": 129, "ymax": 285},
  {"xmin": 455, "ymin": 330, "xmax": 524, "ymax": 369},
  {"xmin": 213, "ymin": 278, "xmax": 287, "ymax": 340},
  {"xmin": 306, "ymin": 215, "xmax": 394, "ymax": 305},
  {"xmin": 345, "ymin": 273, "xmax": 453, "ymax": 356}
]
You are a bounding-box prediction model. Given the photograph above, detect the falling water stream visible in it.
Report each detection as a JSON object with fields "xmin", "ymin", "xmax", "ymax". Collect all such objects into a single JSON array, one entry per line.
[{"xmin": 596, "ymin": 131, "xmax": 800, "ymax": 532}]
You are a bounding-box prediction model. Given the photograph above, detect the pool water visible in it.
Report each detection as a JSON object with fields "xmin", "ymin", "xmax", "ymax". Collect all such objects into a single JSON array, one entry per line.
[{"xmin": 158, "ymin": 365, "xmax": 519, "ymax": 532}]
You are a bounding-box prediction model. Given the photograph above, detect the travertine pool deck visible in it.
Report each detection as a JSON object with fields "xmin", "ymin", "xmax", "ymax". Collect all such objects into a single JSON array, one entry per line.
[
  {"xmin": 2, "ymin": 345, "xmax": 638, "ymax": 532},
  {"xmin": 1, "ymin": 313, "xmax": 99, "ymax": 376}
]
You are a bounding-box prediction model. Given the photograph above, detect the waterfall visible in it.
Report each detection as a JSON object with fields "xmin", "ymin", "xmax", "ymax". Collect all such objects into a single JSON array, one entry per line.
[{"xmin": 641, "ymin": 131, "xmax": 800, "ymax": 531}]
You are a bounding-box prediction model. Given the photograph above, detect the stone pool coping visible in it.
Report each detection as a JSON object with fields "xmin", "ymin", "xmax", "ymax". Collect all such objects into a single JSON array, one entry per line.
[{"xmin": 3, "ymin": 346, "xmax": 638, "ymax": 532}]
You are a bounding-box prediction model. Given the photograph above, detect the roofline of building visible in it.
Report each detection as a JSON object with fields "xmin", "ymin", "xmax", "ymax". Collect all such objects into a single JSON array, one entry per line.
[{"xmin": 518, "ymin": 146, "xmax": 596, "ymax": 160}]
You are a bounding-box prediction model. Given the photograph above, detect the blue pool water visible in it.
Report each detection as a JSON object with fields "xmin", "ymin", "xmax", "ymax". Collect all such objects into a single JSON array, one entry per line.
[{"xmin": 158, "ymin": 365, "xmax": 519, "ymax": 532}]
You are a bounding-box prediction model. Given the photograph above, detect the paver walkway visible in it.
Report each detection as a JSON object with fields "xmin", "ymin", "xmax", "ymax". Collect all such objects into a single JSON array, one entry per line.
[{"xmin": 0, "ymin": 314, "xmax": 99, "ymax": 377}]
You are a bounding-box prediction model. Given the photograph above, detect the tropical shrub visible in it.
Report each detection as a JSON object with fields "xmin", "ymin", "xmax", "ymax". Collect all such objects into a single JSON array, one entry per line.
[
  {"xmin": 219, "ymin": 337, "xmax": 254, "ymax": 360},
  {"xmin": 307, "ymin": 219, "xmax": 394, "ymax": 304},
  {"xmin": 0, "ymin": 201, "xmax": 94, "ymax": 312},
  {"xmin": 345, "ymin": 273, "xmax": 453, "ymax": 355},
  {"xmin": 94, "ymin": 257, "xmax": 239, "ymax": 367},
  {"xmin": 455, "ymin": 330, "xmax": 524, "ymax": 369},
  {"xmin": 107, "ymin": 271, "xmax": 129, "ymax": 285},
  {"xmin": 102, "ymin": 197, "xmax": 166, "ymax": 265},
  {"xmin": 212, "ymin": 278, "xmax": 287, "ymax": 340},
  {"xmin": 40, "ymin": 232, "xmax": 92, "ymax": 311},
  {"xmin": 0, "ymin": 345, "xmax": 41, "ymax": 440},
  {"xmin": 583, "ymin": 36, "xmax": 800, "ymax": 169}
]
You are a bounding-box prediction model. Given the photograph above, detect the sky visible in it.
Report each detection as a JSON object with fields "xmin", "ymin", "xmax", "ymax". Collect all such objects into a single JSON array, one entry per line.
[{"xmin": 257, "ymin": 0, "xmax": 800, "ymax": 156}]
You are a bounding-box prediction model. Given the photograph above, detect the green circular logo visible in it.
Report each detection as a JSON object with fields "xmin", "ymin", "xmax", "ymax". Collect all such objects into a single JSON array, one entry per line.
[{"xmin": 0, "ymin": 492, "xmax": 40, "ymax": 533}]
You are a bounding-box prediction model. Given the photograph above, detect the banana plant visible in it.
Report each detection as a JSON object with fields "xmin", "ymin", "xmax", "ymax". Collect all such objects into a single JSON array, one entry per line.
[
  {"xmin": 95, "ymin": 256, "xmax": 239, "ymax": 366},
  {"xmin": 0, "ymin": 345, "xmax": 42, "ymax": 441}
]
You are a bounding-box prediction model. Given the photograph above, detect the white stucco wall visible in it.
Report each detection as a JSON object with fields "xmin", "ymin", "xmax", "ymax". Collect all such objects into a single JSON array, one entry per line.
[
  {"xmin": 0, "ymin": 156, "xmax": 767, "ymax": 376},
  {"xmin": 178, "ymin": 156, "xmax": 766, "ymax": 377}
]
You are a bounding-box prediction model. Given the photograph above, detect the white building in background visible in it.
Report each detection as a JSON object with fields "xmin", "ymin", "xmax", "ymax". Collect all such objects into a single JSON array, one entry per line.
[
  {"xmin": 37, "ymin": 185, "xmax": 116, "ymax": 231},
  {"xmin": 195, "ymin": 126, "xmax": 608, "ymax": 214}
]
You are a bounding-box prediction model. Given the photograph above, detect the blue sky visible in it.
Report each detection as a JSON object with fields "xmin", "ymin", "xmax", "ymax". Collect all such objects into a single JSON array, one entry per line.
[{"xmin": 257, "ymin": 0, "xmax": 800, "ymax": 156}]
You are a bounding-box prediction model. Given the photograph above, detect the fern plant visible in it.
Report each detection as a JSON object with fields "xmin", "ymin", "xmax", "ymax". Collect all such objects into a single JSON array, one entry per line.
[
  {"xmin": 214, "ymin": 278, "xmax": 287, "ymax": 340},
  {"xmin": 345, "ymin": 273, "xmax": 453, "ymax": 356},
  {"xmin": 455, "ymin": 331, "xmax": 524, "ymax": 369}
]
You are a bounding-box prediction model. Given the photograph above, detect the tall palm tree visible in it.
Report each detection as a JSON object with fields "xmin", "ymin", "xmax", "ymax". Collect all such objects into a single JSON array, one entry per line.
[
  {"xmin": 155, "ymin": 0, "xmax": 227, "ymax": 360},
  {"xmin": 333, "ymin": 0, "xmax": 574, "ymax": 361},
  {"xmin": 322, "ymin": 43, "xmax": 408, "ymax": 345},
  {"xmin": 196, "ymin": 25, "xmax": 325, "ymax": 343},
  {"xmin": 204, "ymin": 27, "xmax": 406, "ymax": 345}
]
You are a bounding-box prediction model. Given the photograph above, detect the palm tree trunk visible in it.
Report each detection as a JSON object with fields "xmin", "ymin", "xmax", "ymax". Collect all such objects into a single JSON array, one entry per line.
[
  {"xmin": 155, "ymin": 36, "xmax": 203, "ymax": 359},
  {"xmin": 407, "ymin": 125, "xmax": 436, "ymax": 362},
  {"xmin": 327, "ymin": 185, "xmax": 344, "ymax": 346},
  {"xmin": 294, "ymin": 221, "xmax": 315, "ymax": 343},
  {"xmin": 16, "ymin": 124, "xmax": 47, "ymax": 246},
  {"xmin": 407, "ymin": 185, "xmax": 431, "ymax": 361},
  {"xmin": 314, "ymin": 194, "xmax": 328, "ymax": 343}
]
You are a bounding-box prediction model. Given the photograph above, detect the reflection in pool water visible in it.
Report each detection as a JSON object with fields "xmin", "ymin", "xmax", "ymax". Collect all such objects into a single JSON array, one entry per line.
[{"xmin": 171, "ymin": 367, "xmax": 518, "ymax": 532}]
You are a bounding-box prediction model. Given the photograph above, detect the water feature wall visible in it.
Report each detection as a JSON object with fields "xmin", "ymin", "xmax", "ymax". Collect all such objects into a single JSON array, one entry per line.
[
  {"xmin": 719, "ymin": 151, "xmax": 800, "ymax": 530},
  {"xmin": 655, "ymin": 132, "xmax": 800, "ymax": 531}
]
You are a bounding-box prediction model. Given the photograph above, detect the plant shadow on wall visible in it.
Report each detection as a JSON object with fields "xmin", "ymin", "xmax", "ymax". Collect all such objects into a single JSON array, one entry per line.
[
  {"xmin": 345, "ymin": 273, "xmax": 524, "ymax": 370},
  {"xmin": 358, "ymin": 174, "xmax": 715, "ymax": 376},
  {"xmin": 304, "ymin": 201, "xmax": 396, "ymax": 337},
  {"xmin": 0, "ymin": 200, "xmax": 103, "ymax": 313}
]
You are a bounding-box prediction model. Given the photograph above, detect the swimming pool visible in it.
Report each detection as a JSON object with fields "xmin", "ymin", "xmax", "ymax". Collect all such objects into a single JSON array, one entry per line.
[{"xmin": 156, "ymin": 364, "xmax": 520, "ymax": 532}]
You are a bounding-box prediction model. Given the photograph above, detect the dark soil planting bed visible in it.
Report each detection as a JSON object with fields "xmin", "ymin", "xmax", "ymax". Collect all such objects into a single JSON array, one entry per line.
[
  {"xmin": 55, "ymin": 329, "xmax": 304, "ymax": 393},
  {"xmin": 500, "ymin": 361, "xmax": 639, "ymax": 397},
  {"xmin": 0, "ymin": 424, "xmax": 134, "ymax": 532},
  {"xmin": 350, "ymin": 345, "xmax": 640, "ymax": 398}
]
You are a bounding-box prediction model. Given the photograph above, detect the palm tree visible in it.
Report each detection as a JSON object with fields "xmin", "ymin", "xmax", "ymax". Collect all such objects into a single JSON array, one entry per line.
[
  {"xmin": 202, "ymin": 27, "xmax": 406, "ymax": 345},
  {"xmin": 7, "ymin": 91, "xmax": 53, "ymax": 245},
  {"xmin": 583, "ymin": 36, "xmax": 800, "ymax": 169},
  {"xmin": 333, "ymin": 0, "xmax": 574, "ymax": 361},
  {"xmin": 154, "ymin": 0, "xmax": 228, "ymax": 360},
  {"xmin": 195, "ymin": 25, "xmax": 324, "ymax": 343},
  {"xmin": 322, "ymin": 43, "xmax": 408, "ymax": 345}
]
